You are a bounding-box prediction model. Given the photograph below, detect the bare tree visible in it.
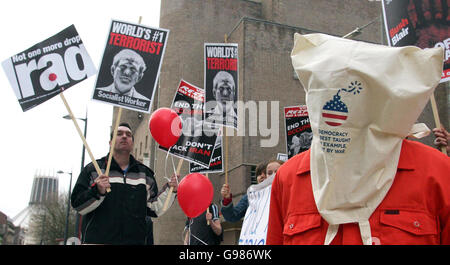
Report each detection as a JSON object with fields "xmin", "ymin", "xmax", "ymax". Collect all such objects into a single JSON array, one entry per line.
[{"xmin": 28, "ymin": 193, "xmax": 76, "ymax": 245}]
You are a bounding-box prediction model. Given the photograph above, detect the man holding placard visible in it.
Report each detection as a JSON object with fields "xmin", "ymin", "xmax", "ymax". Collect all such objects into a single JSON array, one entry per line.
[{"xmin": 71, "ymin": 123, "xmax": 179, "ymax": 245}]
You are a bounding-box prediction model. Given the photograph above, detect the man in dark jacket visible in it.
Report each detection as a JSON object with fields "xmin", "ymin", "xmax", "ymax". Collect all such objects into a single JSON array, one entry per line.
[
  {"xmin": 184, "ymin": 203, "xmax": 223, "ymax": 245},
  {"xmin": 71, "ymin": 122, "xmax": 178, "ymax": 245}
]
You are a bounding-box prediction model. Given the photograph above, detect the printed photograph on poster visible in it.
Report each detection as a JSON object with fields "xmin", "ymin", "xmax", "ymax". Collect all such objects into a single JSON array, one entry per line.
[
  {"xmin": 284, "ymin": 105, "xmax": 312, "ymax": 159},
  {"xmin": 381, "ymin": 0, "xmax": 450, "ymax": 82},
  {"xmin": 189, "ymin": 131, "xmax": 223, "ymax": 174},
  {"xmin": 2, "ymin": 25, "xmax": 96, "ymax": 112},
  {"xmin": 159, "ymin": 80, "xmax": 219, "ymax": 168},
  {"xmin": 204, "ymin": 43, "xmax": 238, "ymax": 129},
  {"xmin": 92, "ymin": 19, "xmax": 169, "ymax": 112}
]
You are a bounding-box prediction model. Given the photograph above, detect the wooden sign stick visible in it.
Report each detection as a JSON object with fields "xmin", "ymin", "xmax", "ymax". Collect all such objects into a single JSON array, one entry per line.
[
  {"xmin": 60, "ymin": 92, "xmax": 102, "ymax": 176},
  {"xmin": 206, "ymin": 173, "xmax": 210, "ymax": 225},
  {"xmin": 224, "ymin": 128, "xmax": 229, "ymax": 185},
  {"xmin": 103, "ymin": 107, "xmax": 123, "ymax": 192},
  {"xmin": 430, "ymin": 93, "xmax": 447, "ymax": 155},
  {"xmin": 224, "ymin": 34, "xmax": 229, "ymax": 185},
  {"xmin": 103, "ymin": 16, "xmax": 143, "ymax": 192},
  {"xmin": 162, "ymin": 158, "xmax": 183, "ymax": 211}
]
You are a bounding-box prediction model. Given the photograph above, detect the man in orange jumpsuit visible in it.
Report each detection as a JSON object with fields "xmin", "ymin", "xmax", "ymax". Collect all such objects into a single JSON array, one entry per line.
[{"xmin": 267, "ymin": 33, "xmax": 450, "ymax": 245}]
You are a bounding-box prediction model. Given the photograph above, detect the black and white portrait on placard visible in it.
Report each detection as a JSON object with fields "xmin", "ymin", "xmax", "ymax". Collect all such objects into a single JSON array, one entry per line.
[
  {"xmin": 96, "ymin": 49, "xmax": 149, "ymax": 101},
  {"xmin": 92, "ymin": 19, "xmax": 169, "ymax": 113},
  {"xmin": 204, "ymin": 43, "xmax": 238, "ymax": 129}
]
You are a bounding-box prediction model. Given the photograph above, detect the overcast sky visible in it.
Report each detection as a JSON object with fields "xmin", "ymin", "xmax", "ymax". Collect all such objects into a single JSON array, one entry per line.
[{"xmin": 0, "ymin": 0, "xmax": 161, "ymax": 220}]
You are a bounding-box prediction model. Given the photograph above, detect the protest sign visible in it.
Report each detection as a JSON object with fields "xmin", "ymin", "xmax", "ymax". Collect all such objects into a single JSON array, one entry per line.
[
  {"xmin": 2, "ymin": 25, "xmax": 96, "ymax": 112},
  {"xmin": 92, "ymin": 19, "xmax": 169, "ymax": 112},
  {"xmin": 2, "ymin": 25, "xmax": 104, "ymax": 180},
  {"xmin": 204, "ymin": 43, "xmax": 238, "ymax": 129},
  {"xmin": 381, "ymin": 0, "xmax": 449, "ymax": 82},
  {"xmin": 189, "ymin": 132, "xmax": 223, "ymax": 174},
  {"xmin": 276, "ymin": 153, "xmax": 288, "ymax": 162},
  {"xmin": 284, "ymin": 105, "xmax": 312, "ymax": 159},
  {"xmin": 239, "ymin": 174, "xmax": 274, "ymax": 245},
  {"xmin": 160, "ymin": 80, "xmax": 219, "ymax": 168}
]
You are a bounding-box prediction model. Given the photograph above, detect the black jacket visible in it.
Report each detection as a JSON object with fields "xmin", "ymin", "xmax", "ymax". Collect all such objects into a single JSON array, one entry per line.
[
  {"xmin": 186, "ymin": 204, "xmax": 223, "ymax": 245},
  {"xmin": 71, "ymin": 154, "xmax": 173, "ymax": 245}
]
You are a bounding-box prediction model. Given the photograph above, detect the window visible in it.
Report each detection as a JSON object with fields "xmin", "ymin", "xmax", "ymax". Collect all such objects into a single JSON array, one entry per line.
[
  {"xmin": 145, "ymin": 136, "xmax": 148, "ymax": 149},
  {"xmin": 250, "ymin": 165, "xmax": 257, "ymax": 184}
]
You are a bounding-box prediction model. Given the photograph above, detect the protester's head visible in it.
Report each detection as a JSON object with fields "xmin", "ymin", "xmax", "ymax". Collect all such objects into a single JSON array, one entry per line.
[
  {"xmin": 110, "ymin": 122, "xmax": 134, "ymax": 153},
  {"xmin": 255, "ymin": 161, "xmax": 268, "ymax": 184},
  {"xmin": 111, "ymin": 49, "xmax": 146, "ymax": 94},
  {"xmin": 265, "ymin": 159, "xmax": 284, "ymax": 178},
  {"xmin": 212, "ymin": 71, "xmax": 235, "ymax": 108}
]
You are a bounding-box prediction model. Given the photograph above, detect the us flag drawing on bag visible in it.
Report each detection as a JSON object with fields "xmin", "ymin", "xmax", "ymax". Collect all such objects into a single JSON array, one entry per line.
[
  {"xmin": 322, "ymin": 81, "xmax": 364, "ymax": 127},
  {"xmin": 322, "ymin": 93, "xmax": 348, "ymax": 127}
]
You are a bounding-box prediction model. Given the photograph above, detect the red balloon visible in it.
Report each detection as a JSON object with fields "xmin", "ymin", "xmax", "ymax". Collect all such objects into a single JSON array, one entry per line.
[
  {"xmin": 149, "ymin": 108, "xmax": 182, "ymax": 148},
  {"xmin": 177, "ymin": 173, "xmax": 214, "ymax": 218}
]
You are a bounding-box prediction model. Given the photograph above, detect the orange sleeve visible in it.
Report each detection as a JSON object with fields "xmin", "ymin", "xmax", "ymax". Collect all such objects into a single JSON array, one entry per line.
[{"xmin": 267, "ymin": 172, "xmax": 284, "ymax": 245}]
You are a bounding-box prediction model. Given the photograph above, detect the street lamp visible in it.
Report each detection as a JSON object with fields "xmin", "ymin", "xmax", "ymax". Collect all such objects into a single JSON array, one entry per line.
[
  {"xmin": 57, "ymin": 170, "xmax": 72, "ymax": 245},
  {"xmin": 63, "ymin": 112, "xmax": 88, "ymax": 174},
  {"xmin": 63, "ymin": 112, "xmax": 87, "ymax": 240},
  {"xmin": 342, "ymin": 16, "xmax": 380, "ymax": 39}
]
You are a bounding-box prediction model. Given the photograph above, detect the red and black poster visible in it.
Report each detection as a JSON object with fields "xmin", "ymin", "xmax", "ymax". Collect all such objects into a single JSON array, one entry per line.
[
  {"xmin": 2, "ymin": 25, "xmax": 96, "ymax": 112},
  {"xmin": 92, "ymin": 19, "xmax": 169, "ymax": 112},
  {"xmin": 382, "ymin": 0, "xmax": 450, "ymax": 82},
  {"xmin": 160, "ymin": 80, "xmax": 220, "ymax": 168},
  {"xmin": 204, "ymin": 43, "xmax": 239, "ymax": 129},
  {"xmin": 189, "ymin": 131, "xmax": 223, "ymax": 174},
  {"xmin": 284, "ymin": 105, "xmax": 312, "ymax": 159}
]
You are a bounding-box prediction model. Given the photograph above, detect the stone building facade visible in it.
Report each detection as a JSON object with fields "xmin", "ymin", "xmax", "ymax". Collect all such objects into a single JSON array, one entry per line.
[{"xmin": 112, "ymin": 0, "xmax": 449, "ymax": 244}]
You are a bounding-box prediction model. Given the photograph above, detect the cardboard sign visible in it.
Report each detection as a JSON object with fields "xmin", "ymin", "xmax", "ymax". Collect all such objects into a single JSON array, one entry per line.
[
  {"xmin": 276, "ymin": 153, "xmax": 288, "ymax": 162},
  {"xmin": 381, "ymin": 0, "xmax": 450, "ymax": 82},
  {"xmin": 92, "ymin": 19, "xmax": 169, "ymax": 112},
  {"xmin": 284, "ymin": 105, "xmax": 312, "ymax": 158},
  {"xmin": 239, "ymin": 174, "xmax": 274, "ymax": 245},
  {"xmin": 160, "ymin": 80, "xmax": 220, "ymax": 168},
  {"xmin": 189, "ymin": 132, "xmax": 223, "ymax": 174},
  {"xmin": 204, "ymin": 43, "xmax": 239, "ymax": 129},
  {"xmin": 2, "ymin": 25, "xmax": 96, "ymax": 111}
]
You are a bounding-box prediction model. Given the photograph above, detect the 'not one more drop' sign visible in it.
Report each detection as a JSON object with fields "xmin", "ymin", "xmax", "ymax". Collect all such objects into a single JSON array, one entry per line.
[{"xmin": 2, "ymin": 25, "xmax": 96, "ymax": 112}]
